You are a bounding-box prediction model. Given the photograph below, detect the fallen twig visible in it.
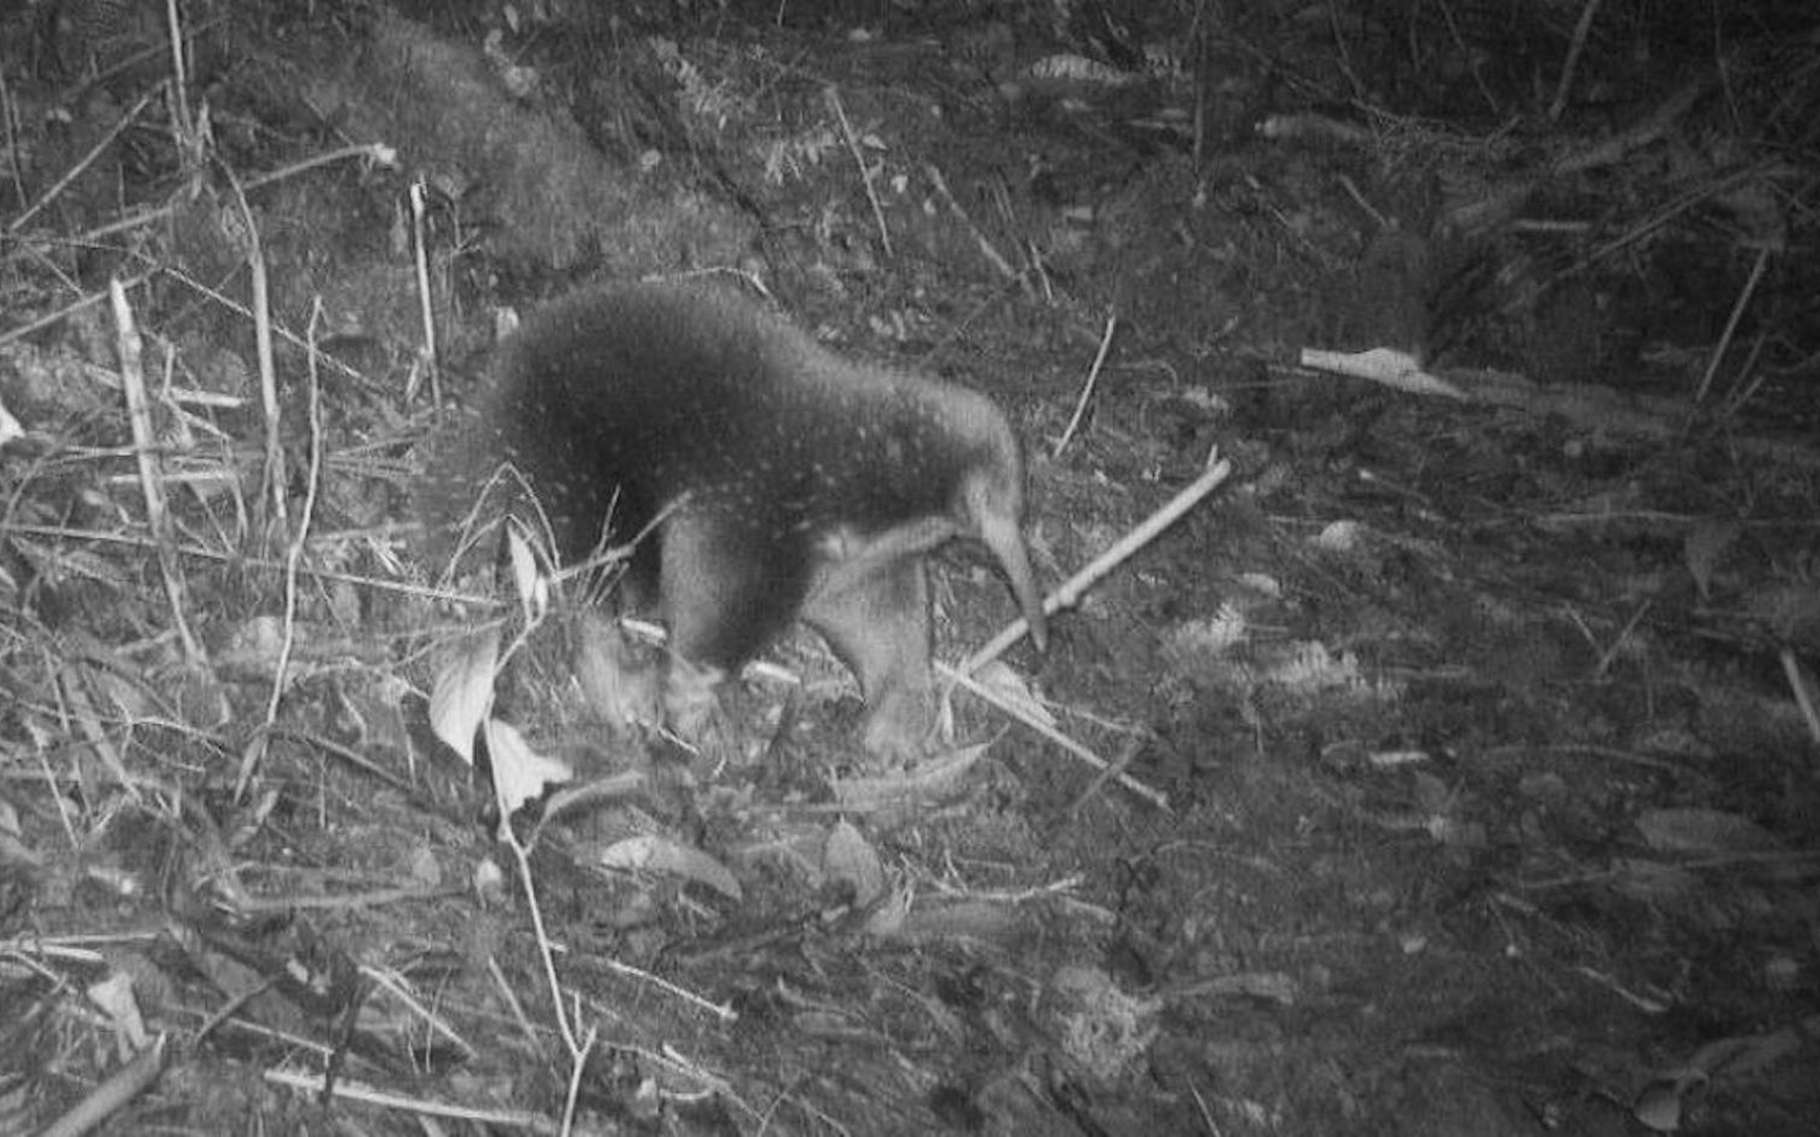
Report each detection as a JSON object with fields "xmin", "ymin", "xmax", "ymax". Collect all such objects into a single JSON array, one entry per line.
[
  {"xmin": 961, "ymin": 449, "xmax": 1233, "ymax": 675},
  {"xmin": 8, "ymin": 85, "xmax": 164, "ymax": 234},
  {"xmin": 110, "ymin": 279, "xmax": 203, "ymax": 663},
  {"xmin": 1053, "ymin": 310, "xmax": 1117, "ymax": 460},
  {"xmin": 938, "ymin": 661, "xmax": 1168, "ymax": 809},
  {"xmin": 827, "ymin": 86, "xmax": 891, "ymax": 260},
  {"xmin": 39, "ymin": 1035, "xmax": 167, "ymax": 1137}
]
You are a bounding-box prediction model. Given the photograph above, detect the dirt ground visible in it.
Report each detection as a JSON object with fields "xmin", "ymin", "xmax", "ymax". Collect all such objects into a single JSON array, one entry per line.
[{"xmin": 3, "ymin": 1, "xmax": 1819, "ymax": 1134}]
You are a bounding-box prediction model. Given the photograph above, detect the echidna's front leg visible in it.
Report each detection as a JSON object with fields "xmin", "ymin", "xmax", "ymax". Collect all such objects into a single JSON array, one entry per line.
[{"xmin": 804, "ymin": 549, "xmax": 935, "ymax": 762}]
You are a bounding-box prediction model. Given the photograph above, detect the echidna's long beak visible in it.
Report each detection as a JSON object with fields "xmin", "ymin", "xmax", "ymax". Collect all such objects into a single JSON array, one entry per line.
[{"xmin": 979, "ymin": 511, "xmax": 1047, "ymax": 651}]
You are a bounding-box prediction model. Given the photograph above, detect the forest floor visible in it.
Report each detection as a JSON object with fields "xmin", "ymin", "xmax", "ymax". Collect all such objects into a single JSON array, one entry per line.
[{"xmin": 3, "ymin": 1, "xmax": 1819, "ymax": 1134}]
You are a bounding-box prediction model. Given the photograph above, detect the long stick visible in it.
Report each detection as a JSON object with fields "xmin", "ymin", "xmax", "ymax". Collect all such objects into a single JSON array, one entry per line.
[{"xmin": 962, "ymin": 450, "xmax": 1232, "ymax": 676}]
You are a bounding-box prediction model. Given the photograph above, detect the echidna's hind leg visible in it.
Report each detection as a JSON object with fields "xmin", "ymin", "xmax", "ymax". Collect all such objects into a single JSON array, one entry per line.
[
  {"xmin": 803, "ymin": 549, "xmax": 935, "ymax": 761},
  {"xmin": 657, "ymin": 507, "xmax": 807, "ymax": 745}
]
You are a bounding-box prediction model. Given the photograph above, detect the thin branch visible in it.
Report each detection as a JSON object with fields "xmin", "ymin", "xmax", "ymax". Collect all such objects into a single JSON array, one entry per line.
[
  {"xmin": 1550, "ymin": 0, "xmax": 1607, "ymax": 122},
  {"xmin": 826, "ymin": 86, "xmax": 891, "ymax": 259},
  {"xmin": 109, "ymin": 278, "xmax": 204, "ymax": 663},
  {"xmin": 1694, "ymin": 243, "xmax": 1772, "ymax": 404},
  {"xmin": 1053, "ymin": 310, "xmax": 1118, "ymax": 460},
  {"xmin": 8, "ymin": 85, "xmax": 165, "ymax": 233},
  {"xmin": 962, "ymin": 450, "xmax": 1233, "ymax": 675}
]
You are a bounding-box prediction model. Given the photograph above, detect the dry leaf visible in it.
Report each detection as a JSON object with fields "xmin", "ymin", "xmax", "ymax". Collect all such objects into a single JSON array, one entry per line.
[
  {"xmin": 0, "ymin": 394, "xmax": 21, "ymax": 447},
  {"xmin": 482, "ymin": 718, "xmax": 572, "ymax": 828},
  {"xmin": 504, "ymin": 522, "xmax": 546, "ymax": 624},
  {"xmin": 1632, "ymin": 1079, "xmax": 1683, "ymax": 1133},
  {"xmin": 831, "ymin": 742, "xmax": 990, "ymax": 811},
  {"xmin": 597, "ymin": 834, "xmax": 742, "ymax": 900},
  {"xmin": 1609, "ymin": 857, "xmax": 1699, "ymax": 903},
  {"xmin": 823, "ymin": 819, "xmax": 885, "ymax": 907},
  {"xmin": 573, "ymin": 612, "xmax": 658, "ymax": 730},
  {"xmin": 87, "ymin": 972, "xmax": 150, "ymax": 1053},
  {"xmin": 1636, "ymin": 808, "xmax": 1779, "ymax": 854},
  {"xmin": 1682, "ymin": 519, "xmax": 1740, "ymax": 601},
  {"xmin": 859, "ymin": 881, "xmax": 912, "ymax": 937},
  {"xmin": 430, "ymin": 630, "xmax": 499, "ymax": 763}
]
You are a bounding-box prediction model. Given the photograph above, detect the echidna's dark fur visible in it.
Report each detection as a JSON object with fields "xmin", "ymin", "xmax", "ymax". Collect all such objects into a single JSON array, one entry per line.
[{"xmin": 425, "ymin": 281, "xmax": 1044, "ymax": 758}]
